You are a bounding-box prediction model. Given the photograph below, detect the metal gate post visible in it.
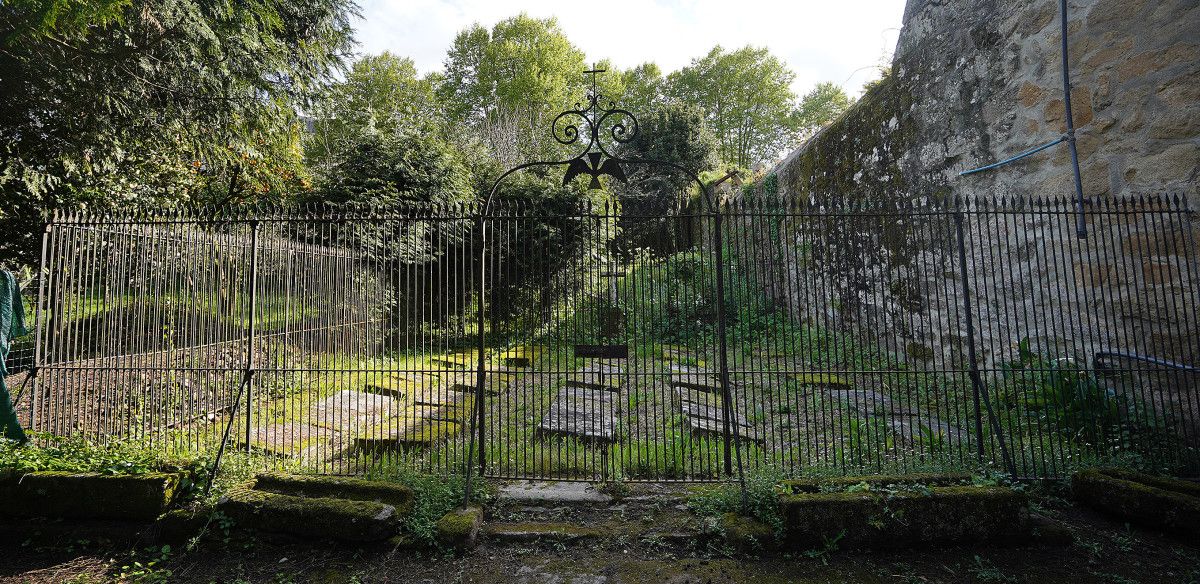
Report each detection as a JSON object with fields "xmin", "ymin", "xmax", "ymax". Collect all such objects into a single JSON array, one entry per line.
[
  {"xmin": 712, "ymin": 204, "xmax": 747, "ymax": 498},
  {"xmin": 245, "ymin": 220, "xmax": 260, "ymax": 453},
  {"xmin": 30, "ymin": 215, "xmax": 54, "ymax": 434},
  {"xmin": 953, "ymin": 210, "xmax": 1017, "ymax": 477},
  {"xmin": 462, "ymin": 211, "xmax": 486, "ymax": 507}
]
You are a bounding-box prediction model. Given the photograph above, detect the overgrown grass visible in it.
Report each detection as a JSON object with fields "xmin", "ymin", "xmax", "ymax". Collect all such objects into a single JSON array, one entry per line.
[{"xmin": 364, "ymin": 453, "xmax": 490, "ymax": 545}]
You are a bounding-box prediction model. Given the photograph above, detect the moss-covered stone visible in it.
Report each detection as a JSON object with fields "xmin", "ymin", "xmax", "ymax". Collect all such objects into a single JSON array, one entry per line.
[
  {"xmin": 719, "ymin": 512, "xmax": 775, "ymax": 554},
  {"xmin": 436, "ymin": 505, "xmax": 482, "ymax": 550},
  {"xmin": 253, "ymin": 472, "xmax": 414, "ymax": 515},
  {"xmin": 218, "ymin": 486, "xmax": 399, "ymax": 542},
  {"xmin": 0, "ymin": 470, "xmax": 183, "ymax": 520},
  {"xmin": 1092, "ymin": 467, "xmax": 1200, "ymax": 499},
  {"xmin": 781, "ymin": 472, "xmax": 973, "ymax": 494},
  {"xmin": 778, "ymin": 485, "xmax": 1027, "ymax": 549},
  {"xmin": 1072, "ymin": 469, "xmax": 1200, "ymax": 537}
]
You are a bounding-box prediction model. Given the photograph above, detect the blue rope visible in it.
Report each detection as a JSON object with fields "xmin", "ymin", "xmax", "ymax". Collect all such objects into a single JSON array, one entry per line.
[{"xmin": 958, "ymin": 135, "xmax": 1066, "ymax": 176}]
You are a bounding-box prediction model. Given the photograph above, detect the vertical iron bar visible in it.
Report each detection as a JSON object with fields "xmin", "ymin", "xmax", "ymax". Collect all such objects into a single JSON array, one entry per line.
[
  {"xmin": 245, "ymin": 220, "xmax": 260, "ymax": 453},
  {"xmin": 954, "ymin": 211, "xmax": 1017, "ymax": 476},
  {"xmin": 712, "ymin": 201, "xmax": 747, "ymax": 498}
]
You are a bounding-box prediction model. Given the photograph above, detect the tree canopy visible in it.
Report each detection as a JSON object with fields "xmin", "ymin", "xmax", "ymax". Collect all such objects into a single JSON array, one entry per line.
[
  {"xmin": 0, "ymin": 4, "xmax": 868, "ymax": 268},
  {"xmin": 0, "ymin": 0, "xmax": 356, "ymax": 265},
  {"xmin": 666, "ymin": 45, "xmax": 800, "ymax": 169}
]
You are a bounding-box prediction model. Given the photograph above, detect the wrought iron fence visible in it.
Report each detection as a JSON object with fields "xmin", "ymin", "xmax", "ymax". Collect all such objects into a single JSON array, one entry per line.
[{"xmin": 18, "ymin": 195, "xmax": 1200, "ymax": 481}]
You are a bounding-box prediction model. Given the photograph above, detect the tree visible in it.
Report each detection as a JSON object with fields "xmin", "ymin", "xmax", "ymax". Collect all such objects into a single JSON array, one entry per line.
[
  {"xmin": 0, "ymin": 0, "xmax": 356, "ymax": 266},
  {"xmin": 305, "ymin": 52, "xmax": 442, "ymax": 175},
  {"xmin": 613, "ymin": 102, "xmax": 718, "ymax": 253},
  {"xmin": 619, "ymin": 62, "xmax": 666, "ymax": 117},
  {"xmin": 439, "ymin": 14, "xmax": 587, "ymax": 166},
  {"xmin": 794, "ymin": 82, "xmax": 853, "ymax": 142},
  {"xmin": 665, "ymin": 45, "xmax": 799, "ymax": 169}
]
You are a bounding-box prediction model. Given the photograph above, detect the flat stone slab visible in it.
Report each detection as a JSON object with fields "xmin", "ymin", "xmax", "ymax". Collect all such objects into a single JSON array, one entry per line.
[
  {"xmin": 670, "ymin": 372, "xmax": 724, "ymax": 393},
  {"xmin": 310, "ymin": 390, "xmax": 400, "ymax": 433},
  {"xmin": 821, "ymin": 387, "xmax": 965, "ymax": 444},
  {"xmin": 497, "ymin": 480, "xmax": 613, "ymax": 505},
  {"xmin": 447, "ymin": 370, "xmax": 512, "ymax": 395},
  {"xmin": 674, "ymin": 387, "xmax": 757, "ymax": 443},
  {"xmin": 245, "ymin": 422, "xmax": 348, "ymax": 460},
  {"xmin": 537, "ymin": 385, "xmax": 618, "ymax": 442}
]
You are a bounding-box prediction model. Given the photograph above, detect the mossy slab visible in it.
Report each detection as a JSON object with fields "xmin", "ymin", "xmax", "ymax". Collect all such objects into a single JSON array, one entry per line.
[
  {"xmin": 499, "ymin": 346, "xmax": 545, "ymax": 368},
  {"xmin": 720, "ymin": 512, "xmax": 775, "ymax": 553},
  {"xmin": 219, "ymin": 486, "xmax": 398, "ymax": 542},
  {"xmin": 482, "ymin": 521, "xmax": 604, "ymax": 544},
  {"xmin": 0, "ymin": 471, "xmax": 183, "ymax": 521},
  {"xmin": 437, "ymin": 505, "xmax": 483, "ymax": 550},
  {"xmin": 253, "ymin": 472, "xmax": 414, "ymax": 515},
  {"xmin": 779, "ymin": 485, "xmax": 1028, "ymax": 549},
  {"xmin": 432, "ymin": 353, "xmax": 476, "ymax": 369},
  {"xmin": 1072, "ymin": 469, "xmax": 1200, "ymax": 537}
]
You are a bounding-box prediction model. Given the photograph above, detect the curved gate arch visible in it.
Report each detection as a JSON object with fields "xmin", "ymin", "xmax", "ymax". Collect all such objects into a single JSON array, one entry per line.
[{"xmin": 462, "ymin": 70, "xmax": 746, "ymax": 495}]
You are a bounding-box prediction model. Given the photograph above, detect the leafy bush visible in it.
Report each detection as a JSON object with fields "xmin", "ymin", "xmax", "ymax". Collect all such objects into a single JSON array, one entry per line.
[
  {"xmin": 364, "ymin": 455, "xmax": 490, "ymax": 546},
  {"xmin": 0, "ymin": 432, "xmax": 180, "ymax": 475},
  {"xmin": 688, "ymin": 466, "xmax": 786, "ymax": 535},
  {"xmin": 999, "ymin": 339, "xmax": 1121, "ymax": 445}
]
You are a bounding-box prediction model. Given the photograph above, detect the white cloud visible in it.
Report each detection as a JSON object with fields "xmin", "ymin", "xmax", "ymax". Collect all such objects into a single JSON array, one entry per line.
[{"xmin": 353, "ymin": 0, "xmax": 906, "ymax": 98}]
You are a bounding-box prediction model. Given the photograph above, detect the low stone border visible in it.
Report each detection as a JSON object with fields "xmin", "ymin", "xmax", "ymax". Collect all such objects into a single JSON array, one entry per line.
[
  {"xmin": 779, "ymin": 483, "xmax": 1029, "ymax": 549},
  {"xmin": 0, "ymin": 470, "xmax": 184, "ymax": 521},
  {"xmin": 781, "ymin": 472, "xmax": 973, "ymax": 493},
  {"xmin": 437, "ymin": 505, "xmax": 483, "ymax": 550},
  {"xmin": 252, "ymin": 472, "xmax": 414, "ymax": 514},
  {"xmin": 219, "ymin": 486, "xmax": 400, "ymax": 542},
  {"xmin": 1072, "ymin": 468, "xmax": 1200, "ymax": 537}
]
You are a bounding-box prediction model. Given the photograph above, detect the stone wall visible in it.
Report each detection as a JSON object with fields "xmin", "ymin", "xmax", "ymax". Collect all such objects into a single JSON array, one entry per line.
[
  {"xmin": 746, "ymin": 0, "xmax": 1199, "ymax": 379},
  {"xmin": 775, "ymin": 0, "xmax": 1199, "ymax": 205}
]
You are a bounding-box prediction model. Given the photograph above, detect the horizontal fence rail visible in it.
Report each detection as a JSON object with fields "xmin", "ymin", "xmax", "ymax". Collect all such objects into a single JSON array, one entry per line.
[{"xmin": 20, "ymin": 195, "xmax": 1199, "ymax": 480}]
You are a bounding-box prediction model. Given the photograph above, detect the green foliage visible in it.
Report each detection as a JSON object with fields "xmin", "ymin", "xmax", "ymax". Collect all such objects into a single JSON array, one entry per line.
[
  {"xmin": 305, "ymin": 52, "xmax": 444, "ymax": 174},
  {"xmin": 440, "ymin": 13, "xmax": 587, "ymax": 164},
  {"xmin": 689, "ymin": 466, "xmax": 786, "ymax": 535},
  {"xmin": 0, "ymin": 0, "xmax": 356, "ymax": 265},
  {"xmin": 666, "ymin": 45, "xmax": 799, "ymax": 168},
  {"xmin": 0, "ymin": 432, "xmax": 177, "ymax": 475},
  {"xmin": 363, "ymin": 456, "xmax": 489, "ymax": 546},
  {"xmin": 793, "ymin": 82, "xmax": 853, "ymax": 142},
  {"xmin": 1000, "ymin": 339, "xmax": 1122, "ymax": 444}
]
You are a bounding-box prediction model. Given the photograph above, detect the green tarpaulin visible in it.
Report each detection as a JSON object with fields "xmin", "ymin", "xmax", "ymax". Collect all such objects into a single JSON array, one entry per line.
[{"xmin": 1, "ymin": 270, "xmax": 29, "ymax": 443}]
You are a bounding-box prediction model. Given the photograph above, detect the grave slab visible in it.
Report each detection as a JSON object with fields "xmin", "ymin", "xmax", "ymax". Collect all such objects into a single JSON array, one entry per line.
[
  {"xmin": 537, "ymin": 385, "xmax": 618, "ymax": 443},
  {"xmin": 309, "ymin": 390, "xmax": 400, "ymax": 433}
]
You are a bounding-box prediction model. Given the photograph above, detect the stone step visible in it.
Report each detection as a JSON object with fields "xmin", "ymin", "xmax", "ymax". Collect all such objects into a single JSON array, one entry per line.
[
  {"xmin": 218, "ymin": 487, "xmax": 399, "ymax": 542},
  {"xmin": 482, "ymin": 522, "xmax": 605, "ymax": 544}
]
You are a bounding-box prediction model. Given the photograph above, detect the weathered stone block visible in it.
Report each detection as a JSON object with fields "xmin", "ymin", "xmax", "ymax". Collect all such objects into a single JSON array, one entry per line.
[
  {"xmin": 252, "ymin": 472, "xmax": 414, "ymax": 514},
  {"xmin": 219, "ymin": 486, "xmax": 398, "ymax": 541},
  {"xmin": 0, "ymin": 471, "xmax": 184, "ymax": 520},
  {"xmin": 779, "ymin": 485, "xmax": 1028, "ymax": 549},
  {"xmin": 1072, "ymin": 468, "xmax": 1200, "ymax": 537},
  {"xmin": 436, "ymin": 505, "xmax": 483, "ymax": 550}
]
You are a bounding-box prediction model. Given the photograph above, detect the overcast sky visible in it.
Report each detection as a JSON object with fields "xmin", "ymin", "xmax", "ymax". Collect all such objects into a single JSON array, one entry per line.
[{"xmin": 352, "ymin": 0, "xmax": 908, "ymax": 98}]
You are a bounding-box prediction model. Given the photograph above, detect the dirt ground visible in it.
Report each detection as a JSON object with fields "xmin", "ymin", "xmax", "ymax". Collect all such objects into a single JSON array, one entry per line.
[{"xmin": 3, "ymin": 502, "xmax": 1197, "ymax": 584}]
